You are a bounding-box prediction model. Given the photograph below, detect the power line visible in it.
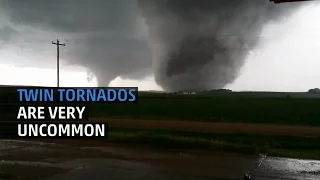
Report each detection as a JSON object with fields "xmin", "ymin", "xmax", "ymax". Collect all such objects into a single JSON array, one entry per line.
[{"xmin": 52, "ymin": 39, "xmax": 66, "ymax": 88}]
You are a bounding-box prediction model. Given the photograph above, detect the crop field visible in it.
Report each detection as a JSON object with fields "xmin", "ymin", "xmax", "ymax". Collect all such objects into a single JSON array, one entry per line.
[
  {"xmin": 3, "ymin": 85, "xmax": 320, "ymax": 127},
  {"xmin": 89, "ymin": 91, "xmax": 320, "ymax": 126},
  {"xmin": 1, "ymin": 87, "xmax": 320, "ymax": 159},
  {"xmin": 87, "ymin": 91, "xmax": 320, "ymax": 159}
]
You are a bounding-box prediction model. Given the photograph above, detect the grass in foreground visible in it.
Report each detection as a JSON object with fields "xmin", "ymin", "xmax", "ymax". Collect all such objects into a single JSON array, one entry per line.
[
  {"xmin": 107, "ymin": 128, "xmax": 320, "ymax": 160},
  {"xmin": 0, "ymin": 173, "xmax": 13, "ymax": 180}
]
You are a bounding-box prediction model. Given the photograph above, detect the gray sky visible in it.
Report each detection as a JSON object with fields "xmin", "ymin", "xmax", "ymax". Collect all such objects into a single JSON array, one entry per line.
[{"xmin": 0, "ymin": 0, "xmax": 319, "ymax": 92}]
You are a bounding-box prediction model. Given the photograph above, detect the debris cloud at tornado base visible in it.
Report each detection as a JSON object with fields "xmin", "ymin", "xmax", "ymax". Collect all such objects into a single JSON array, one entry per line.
[{"xmin": 0, "ymin": 0, "xmax": 307, "ymax": 91}]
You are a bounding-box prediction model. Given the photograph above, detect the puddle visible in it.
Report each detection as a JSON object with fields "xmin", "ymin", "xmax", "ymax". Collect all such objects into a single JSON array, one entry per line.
[{"xmin": 254, "ymin": 157, "xmax": 320, "ymax": 180}]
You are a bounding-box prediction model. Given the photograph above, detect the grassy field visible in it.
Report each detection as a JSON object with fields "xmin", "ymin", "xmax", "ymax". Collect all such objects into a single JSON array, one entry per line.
[
  {"xmin": 90, "ymin": 90, "xmax": 320, "ymax": 159},
  {"xmin": 3, "ymin": 86, "xmax": 320, "ymax": 126},
  {"xmin": 1, "ymin": 86, "xmax": 320, "ymax": 159},
  {"xmin": 108, "ymin": 128, "xmax": 320, "ymax": 160},
  {"xmin": 89, "ymin": 91, "xmax": 320, "ymax": 126}
]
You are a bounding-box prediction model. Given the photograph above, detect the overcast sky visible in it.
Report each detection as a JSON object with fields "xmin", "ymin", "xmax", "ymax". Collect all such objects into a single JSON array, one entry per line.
[{"xmin": 0, "ymin": 1, "xmax": 319, "ymax": 92}]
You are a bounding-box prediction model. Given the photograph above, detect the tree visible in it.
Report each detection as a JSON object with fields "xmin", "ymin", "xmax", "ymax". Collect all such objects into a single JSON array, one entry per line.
[{"xmin": 308, "ymin": 88, "xmax": 320, "ymax": 93}]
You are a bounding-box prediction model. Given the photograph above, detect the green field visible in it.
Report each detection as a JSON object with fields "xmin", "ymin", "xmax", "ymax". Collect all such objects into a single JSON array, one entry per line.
[
  {"xmin": 89, "ymin": 90, "xmax": 320, "ymax": 159},
  {"xmin": 2, "ymin": 87, "xmax": 320, "ymax": 126},
  {"xmin": 89, "ymin": 91, "xmax": 320, "ymax": 126},
  {"xmin": 2, "ymin": 87, "xmax": 320, "ymax": 159},
  {"xmin": 108, "ymin": 128, "xmax": 320, "ymax": 160}
]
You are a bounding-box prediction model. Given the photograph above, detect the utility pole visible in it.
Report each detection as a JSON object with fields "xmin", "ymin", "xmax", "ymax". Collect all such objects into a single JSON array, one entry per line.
[{"xmin": 52, "ymin": 39, "xmax": 66, "ymax": 87}]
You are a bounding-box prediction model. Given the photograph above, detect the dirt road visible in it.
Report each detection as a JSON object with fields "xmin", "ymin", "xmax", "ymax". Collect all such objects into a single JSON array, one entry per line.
[{"xmin": 90, "ymin": 118, "xmax": 320, "ymax": 137}]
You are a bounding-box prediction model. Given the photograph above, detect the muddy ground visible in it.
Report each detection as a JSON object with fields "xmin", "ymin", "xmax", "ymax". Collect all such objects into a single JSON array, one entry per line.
[{"xmin": 0, "ymin": 139, "xmax": 319, "ymax": 180}]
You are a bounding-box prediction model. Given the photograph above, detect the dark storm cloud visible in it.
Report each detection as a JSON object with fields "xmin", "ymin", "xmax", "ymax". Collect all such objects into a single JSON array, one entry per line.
[
  {"xmin": 138, "ymin": 0, "xmax": 305, "ymax": 92},
  {"xmin": 0, "ymin": 0, "xmax": 307, "ymax": 90},
  {"xmin": 0, "ymin": 0, "xmax": 152, "ymax": 86},
  {"xmin": 0, "ymin": 26, "xmax": 17, "ymax": 41}
]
